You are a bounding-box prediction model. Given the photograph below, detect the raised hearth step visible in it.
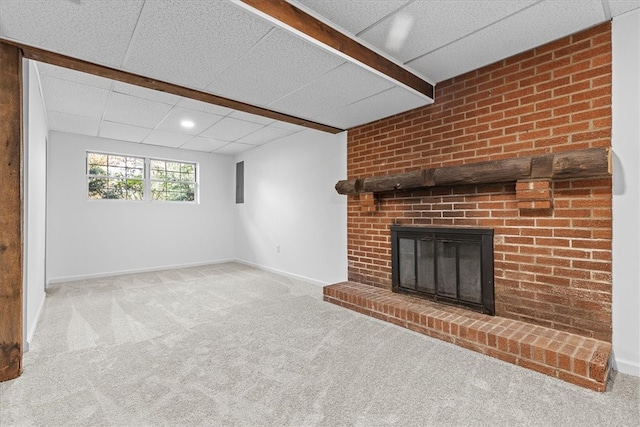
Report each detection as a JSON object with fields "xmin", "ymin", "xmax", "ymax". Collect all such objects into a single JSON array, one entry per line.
[{"xmin": 324, "ymin": 281, "xmax": 611, "ymax": 392}]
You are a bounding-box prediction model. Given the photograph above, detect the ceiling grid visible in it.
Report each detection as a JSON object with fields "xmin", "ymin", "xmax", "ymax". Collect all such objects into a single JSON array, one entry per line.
[{"xmin": 0, "ymin": 0, "xmax": 637, "ymax": 154}]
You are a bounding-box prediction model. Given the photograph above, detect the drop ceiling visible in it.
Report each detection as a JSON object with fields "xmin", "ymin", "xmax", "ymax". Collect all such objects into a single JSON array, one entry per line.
[{"xmin": 0, "ymin": 0, "xmax": 638, "ymax": 155}]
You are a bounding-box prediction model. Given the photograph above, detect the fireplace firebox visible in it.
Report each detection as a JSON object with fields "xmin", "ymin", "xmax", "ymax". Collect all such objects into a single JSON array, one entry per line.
[{"xmin": 391, "ymin": 226, "xmax": 495, "ymax": 315}]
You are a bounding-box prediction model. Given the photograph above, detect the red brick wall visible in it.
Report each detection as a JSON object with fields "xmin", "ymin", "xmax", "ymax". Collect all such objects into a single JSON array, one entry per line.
[{"xmin": 346, "ymin": 23, "xmax": 612, "ymax": 341}]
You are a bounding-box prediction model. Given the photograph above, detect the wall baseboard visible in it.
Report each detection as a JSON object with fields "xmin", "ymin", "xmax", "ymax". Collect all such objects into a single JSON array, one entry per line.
[
  {"xmin": 25, "ymin": 292, "xmax": 46, "ymax": 352},
  {"xmin": 46, "ymin": 259, "xmax": 327, "ymax": 288},
  {"xmin": 46, "ymin": 259, "xmax": 235, "ymax": 286},
  {"xmin": 233, "ymin": 259, "xmax": 327, "ymax": 287},
  {"xmin": 613, "ymin": 356, "xmax": 640, "ymax": 377}
]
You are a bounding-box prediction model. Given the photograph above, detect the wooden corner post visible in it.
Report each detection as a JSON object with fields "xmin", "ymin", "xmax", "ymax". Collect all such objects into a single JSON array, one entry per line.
[{"xmin": 0, "ymin": 41, "xmax": 23, "ymax": 382}]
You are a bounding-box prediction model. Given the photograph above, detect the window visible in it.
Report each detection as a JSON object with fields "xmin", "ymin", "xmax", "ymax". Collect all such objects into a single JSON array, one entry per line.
[
  {"xmin": 150, "ymin": 159, "xmax": 196, "ymax": 201},
  {"xmin": 87, "ymin": 152, "xmax": 144, "ymax": 200},
  {"xmin": 86, "ymin": 152, "xmax": 197, "ymax": 202}
]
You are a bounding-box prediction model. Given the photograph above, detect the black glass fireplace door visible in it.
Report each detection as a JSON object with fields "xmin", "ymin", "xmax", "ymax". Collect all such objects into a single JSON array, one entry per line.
[{"xmin": 392, "ymin": 226, "xmax": 494, "ymax": 315}]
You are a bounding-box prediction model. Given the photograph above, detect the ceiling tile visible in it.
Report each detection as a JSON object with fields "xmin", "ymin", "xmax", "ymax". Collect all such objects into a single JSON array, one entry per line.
[
  {"xmin": 213, "ymin": 142, "xmax": 254, "ymax": 155},
  {"xmin": 206, "ymin": 29, "xmax": 345, "ymax": 106},
  {"xmin": 269, "ymin": 121, "xmax": 308, "ymax": 132},
  {"xmin": 608, "ymin": 0, "xmax": 640, "ymax": 16},
  {"xmin": 293, "ymin": 0, "xmax": 412, "ymax": 34},
  {"xmin": 0, "ymin": 0, "xmax": 144, "ymax": 67},
  {"xmin": 313, "ymin": 86, "xmax": 430, "ymax": 129},
  {"xmin": 156, "ymin": 107, "xmax": 224, "ymax": 135},
  {"xmin": 200, "ymin": 117, "xmax": 265, "ymax": 142},
  {"xmin": 103, "ymin": 92, "xmax": 173, "ymax": 129},
  {"xmin": 122, "ymin": 0, "xmax": 273, "ymax": 89},
  {"xmin": 175, "ymin": 98, "xmax": 234, "ymax": 117},
  {"xmin": 36, "ymin": 62, "xmax": 113, "ymax": 90},
  {"xmin": 408, "ymin": 0, "xmax": 607, "ymax": 83},
  {"xmin": 237, "ymin": 126, "xmax": 298, "ymax": 145},
  {"xmin": 228, "ymin": 110, "xmax": 275, "ymax": 126},
  {"xmin": 359, "ymin": 0, "xmax": 538, "ymax": 63},
  {"xmin": 180, "ymin": 137, "xmax": 229, "ymax": 153},
  {"xmin": 40, "ymin": 76, "xmax": 110, "ymax": 118},
  {"xmin": 48, "ymin": 111, "xmax": 100, "ymax": 137},
  {"xmin": 99, "ymin": 121, "xmax": 152, "ymax": 143},
  {"xmin": 143, "ymin": 130, "xmax": 193, "ymax": 148},
  {"xmin": 112, "ymin": 81, "xmax": 181, "ymax": 106},
  {"xmin": 269, "ymin": 62, "xmax": 394, "ymax": 120}
]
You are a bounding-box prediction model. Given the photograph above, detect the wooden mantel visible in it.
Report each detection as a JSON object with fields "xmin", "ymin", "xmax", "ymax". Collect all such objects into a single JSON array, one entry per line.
[{"xmin": 335, "ymin": 147, "xmax": 612, "ymax": 196}]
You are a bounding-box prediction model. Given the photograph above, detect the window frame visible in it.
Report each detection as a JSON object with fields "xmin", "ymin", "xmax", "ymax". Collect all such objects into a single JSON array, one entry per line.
[
  {"xmin": 148, "ymin": 157, "xmax": 198, "ymax": 203},
  {"xmin": 85, "ymin": 151, "xmax": 199, "ymax": 203},
  {"xmin": 86, "ymin": 151, "xmax": 146, "ymax": 201}
]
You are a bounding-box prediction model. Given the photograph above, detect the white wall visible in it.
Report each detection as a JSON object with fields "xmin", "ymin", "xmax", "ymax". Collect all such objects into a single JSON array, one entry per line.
[
  {"xmin": 23, "ymin": 61, "xmax": 48, "ymax": 348},
  {"xmin": 234, "ymin": 129, "xmax": 347, "ymax": 285},
  {"xmin": 46, "ymin": 132, "xmax": 235, "ymax": 282},
  {"xmin": 612, "ymin": 9, "xmax": 640, "ymax": 377}
]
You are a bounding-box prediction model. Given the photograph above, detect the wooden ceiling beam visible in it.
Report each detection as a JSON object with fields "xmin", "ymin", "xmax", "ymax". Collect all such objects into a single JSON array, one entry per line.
[
  {"xmin": 0, "ymin": 39, "xmax": 344, "ymax": 134},
  {"xmin": 238, "ymin": 0, "xmax": 434, "ymax": 99},
  {"xmin": 0, "ymin": 41, "xmax": 24, "ymax": 382}
]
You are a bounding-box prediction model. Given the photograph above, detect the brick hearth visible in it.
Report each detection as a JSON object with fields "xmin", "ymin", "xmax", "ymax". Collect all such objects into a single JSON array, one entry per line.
[{"xmin": 325, "ymin": 282, "xmax": 611, "ymax": 391}]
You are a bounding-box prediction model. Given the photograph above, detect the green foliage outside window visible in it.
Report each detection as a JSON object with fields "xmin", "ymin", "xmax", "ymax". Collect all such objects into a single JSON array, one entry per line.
[
  {"xmin": 86, "ymin": 152, "xmax": 197, "ymax": 202},
  {"xmin": 87, "ymin": 153, "xmax": 144, "ymax": 200},
  {"xmin": 150, "ymin": 160, "xmax": 196, "ymax": 202}
]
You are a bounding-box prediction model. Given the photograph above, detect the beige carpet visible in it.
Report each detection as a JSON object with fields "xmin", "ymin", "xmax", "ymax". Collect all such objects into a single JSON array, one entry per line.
[{"xmin": 1, "ymin": 262, "xmax": 638, "ymax": 426}]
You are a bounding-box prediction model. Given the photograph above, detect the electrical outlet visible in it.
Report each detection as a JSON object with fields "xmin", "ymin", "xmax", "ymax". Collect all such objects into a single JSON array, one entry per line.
[{"xmin": 276, "ymin": 245, "xmax": 280, "ymax": 253}]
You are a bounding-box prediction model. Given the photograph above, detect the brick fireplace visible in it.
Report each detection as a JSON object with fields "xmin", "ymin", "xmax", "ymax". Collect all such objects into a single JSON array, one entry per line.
[{"xmin": 325, "ymin": 23, "xmax": 613, "ymax": 391}]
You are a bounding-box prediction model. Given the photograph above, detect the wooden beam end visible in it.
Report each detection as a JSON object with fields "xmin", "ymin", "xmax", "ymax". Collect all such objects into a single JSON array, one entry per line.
[{"xmin": 0, "ymin": 342, "xmax": 22, "ymax": 382}]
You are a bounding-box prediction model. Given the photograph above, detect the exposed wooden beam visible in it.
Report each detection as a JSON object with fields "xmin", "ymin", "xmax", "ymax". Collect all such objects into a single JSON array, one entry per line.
[
  {"xmin": 335, "ymin": 148, "xmax": 612, "ymax": 195},
  {"xmin": 239, "ymin": 0, "xmax": 434, "ymax": 99},
  {"xmin": 0, "ymin": 42, "xmax": 23, "ymax": 382},
  {"xmin": 0, "ymin": 38, "xmax": 344, "ymax": 134}
]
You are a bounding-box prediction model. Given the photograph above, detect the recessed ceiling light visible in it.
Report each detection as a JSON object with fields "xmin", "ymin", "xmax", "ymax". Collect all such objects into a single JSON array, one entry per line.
[{"xmin": 181, "ymin": 120, "xmax": 195, "ymax": 129}]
